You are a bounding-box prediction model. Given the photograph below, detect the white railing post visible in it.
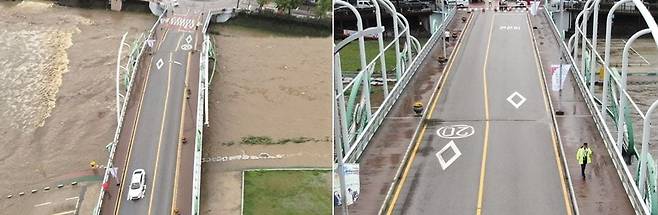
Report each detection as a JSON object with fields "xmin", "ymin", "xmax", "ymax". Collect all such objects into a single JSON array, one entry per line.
[
  {"xmin": 640, "ymin": 99, "xmax": 658, "ymax": 198},
  {"xmin": 616, "ymin": 29, "xmax": 651, "ymax": 152},
  {"xmin": 602, "ymin": 0, "xmax": 633, "ymax": 123}
]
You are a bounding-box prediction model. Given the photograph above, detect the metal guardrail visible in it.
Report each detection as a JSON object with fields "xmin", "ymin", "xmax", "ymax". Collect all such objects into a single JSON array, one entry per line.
[
  {"xmin": 334, "ymin": 0, "xmax": 413, "ymax": 164},
  {"xmin": 339, "ymin": 6, "xmax": 456, "ymax": 163},
  {"xmin": 543, "ymin": 5, "xmax": 651, "ymax": 214},
  {"xmin": 191, "ymin": 34, "xmax": 210, "ymax": 215},
  {"xmin": 93, "ymin": 10, "xmax": 167, "ymax": 215}
]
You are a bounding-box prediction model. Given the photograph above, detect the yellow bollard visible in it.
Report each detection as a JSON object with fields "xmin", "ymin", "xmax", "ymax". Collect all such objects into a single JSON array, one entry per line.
[
  {"xmin": 90, "ymin": 160, "xmax": 97, "ymax": 169},
  {"xmin": 413, "ymin": 102, "xmax": 424, "ymax": 116},
  {"xmin": 599, "ymin": 67, "xmax": 605, "ymax": 80}
]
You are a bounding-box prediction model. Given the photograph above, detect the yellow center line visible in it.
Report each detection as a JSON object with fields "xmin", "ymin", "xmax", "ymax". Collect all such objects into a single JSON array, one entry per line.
[
  {"xmin": 114, "ymin": 27, "xmax": 170, "ymax": 215},
  {"xmin": 525, "ymin": 13, "xmax": 573, "ymax": 215},
  {"xmin": 475, "ymin": 13, "xmax": 496, "ymax": 215},
  {"xmin": 171, "ymin": 52, "xmax": 191, "ymax": 215},
  {"xmin": 384, "ymin": 12, "xmax": 474, "ymax": 215},
  {"xmin": 194, "ymin": 14, "xmax": 202, "ymax": 50},
  {"xmin": 175, "ymin": 34, "xmax": 184, "ymax": 52},
  {"xmin": 147, "ymin": 52, "xmax": 174, "ymax": 215}
]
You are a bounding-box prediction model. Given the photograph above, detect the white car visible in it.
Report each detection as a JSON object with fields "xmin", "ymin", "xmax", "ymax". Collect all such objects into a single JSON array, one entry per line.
[
  {"xmin": 447, "ymin": 0, "xmax": 469, "ymax": 7},
  {"xmin": 127, "ymin": 169, "xmax": 146, "ymax": 201},
  {"xmin": 172, "ymin": 0, "xmax": 179, "ymax": 7}
]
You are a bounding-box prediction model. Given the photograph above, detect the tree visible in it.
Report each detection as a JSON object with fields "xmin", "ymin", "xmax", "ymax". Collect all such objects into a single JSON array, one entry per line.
[
  {"xmin": 314, "ymin": 0, "xmax": 331, "ymax": 18},
  {"xmin": 274, "ymin": 0, "xmax": 302, "ymax": 15},
  {"xmin": 257, "ymin": 0, "xmax": 271, "ymax": 10}
]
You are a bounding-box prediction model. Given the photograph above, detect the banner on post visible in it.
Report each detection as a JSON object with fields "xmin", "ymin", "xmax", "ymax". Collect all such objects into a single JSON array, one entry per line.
[
  {"xmin": 333, "ymin": 163, "xmax": 360, "ymax": 206},
  {"xmin": 550, "ymin": 64, "xmax": 572, "ymax": 91}
]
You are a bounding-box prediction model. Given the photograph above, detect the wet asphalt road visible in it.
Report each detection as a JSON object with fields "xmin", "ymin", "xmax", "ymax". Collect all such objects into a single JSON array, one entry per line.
[
  {"xmin": 114, "ymin": 11, "xmax": 203, "ymax": 215},
  {"xmin": 387, "ymin": 12, "xmax": 571, "ymax": 215}
]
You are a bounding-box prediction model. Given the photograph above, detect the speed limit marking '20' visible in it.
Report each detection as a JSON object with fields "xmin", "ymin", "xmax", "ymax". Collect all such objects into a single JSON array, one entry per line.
[{"xmin": 436, "ymin": 125, "xmax": 475, "ymax": 139}]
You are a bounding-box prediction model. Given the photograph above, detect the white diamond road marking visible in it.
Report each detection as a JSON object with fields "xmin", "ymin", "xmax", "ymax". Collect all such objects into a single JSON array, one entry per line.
[
  {"xmin": 156, "ymin": 58, "xmax": 164, "ymax": 70},
  {"xmin": 506, "ymin": 91, "xmax": 527, "ymax": 109},
  {"xmin": 185, "ymin": 35, "xmax": 193, "ymax": 44},
  {"xmin": 436, "ymin": 140, "xmax": 462, "ymax": 171}
]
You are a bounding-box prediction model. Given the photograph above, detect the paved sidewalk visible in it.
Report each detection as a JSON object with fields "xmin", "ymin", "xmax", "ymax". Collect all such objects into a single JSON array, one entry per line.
[{"xmin": 530, "ymin": 10, "xmax": 634, "ymax": 214}]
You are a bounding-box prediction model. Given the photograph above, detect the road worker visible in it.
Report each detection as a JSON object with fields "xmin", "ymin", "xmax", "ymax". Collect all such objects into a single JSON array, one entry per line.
[{"xmin": 576, "ymin": 142, "xmax": 593, "ymax": 179}]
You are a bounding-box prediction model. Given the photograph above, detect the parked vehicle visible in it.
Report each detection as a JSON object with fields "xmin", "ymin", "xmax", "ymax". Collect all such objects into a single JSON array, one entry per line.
[
  {"xmin": 447, "ymin": 0, "xmax": 469, "ymax": 8},
  {"xmin": 355, "ymin": 0, "xmax": 374, "ymax": 9}
]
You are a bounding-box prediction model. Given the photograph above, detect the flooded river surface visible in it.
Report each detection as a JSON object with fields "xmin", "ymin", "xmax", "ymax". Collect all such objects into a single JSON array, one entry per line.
[{"xmin": 0, "ymin": 0, "xmax": 153, "ymax": 197}]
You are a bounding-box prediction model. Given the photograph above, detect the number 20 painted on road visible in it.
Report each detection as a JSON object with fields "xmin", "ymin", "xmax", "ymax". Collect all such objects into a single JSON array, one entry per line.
[{"xmin": 436, "ymin": 125, "xmax": 475, "ymax": 139}]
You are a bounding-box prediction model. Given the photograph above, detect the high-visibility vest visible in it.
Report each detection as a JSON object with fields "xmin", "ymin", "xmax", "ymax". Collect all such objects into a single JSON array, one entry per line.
[{"xmin": 576, "ymin": 147, "xmax": 592, "ymax": 164}]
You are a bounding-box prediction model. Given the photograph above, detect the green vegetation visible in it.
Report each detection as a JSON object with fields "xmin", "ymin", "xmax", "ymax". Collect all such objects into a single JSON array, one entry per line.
[
  {"xmin": 210, "ymin": 11, "xmax": 331, "ymax": 37},
  {"xmin": 314, "ymin": 0, "xmax": 332, "ymax": 18},
  {"xmin": 337, "ymin": 38, "xmax": 430, "ymax": 73},
  {"xmin": 243, "ymin": 170, "xmax": 332, "ymax": 215},
  {"xmin": 257, "ymin": 0, "xmax": 272, "ymax": 10},
  {"xmin": 232, "ymin": 136, "xmax": 329, "ymax": 145},
  {"xmin": 274, "ymin": 0, "xmax": 303, "ymax": 15}
]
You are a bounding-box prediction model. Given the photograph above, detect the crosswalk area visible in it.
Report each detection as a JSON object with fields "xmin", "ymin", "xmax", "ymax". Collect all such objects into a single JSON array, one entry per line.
[
  {"xmin": 457, "ymin": 7, "xmax": 529, "ymax": 12},
  {"xmin": 160, "ymin": 14, "xmax": 200, "ymax": 32}
]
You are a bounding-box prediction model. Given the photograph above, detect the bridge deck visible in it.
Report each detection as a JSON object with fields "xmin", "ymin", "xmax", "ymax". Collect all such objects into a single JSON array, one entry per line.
[
  {"xmin": 345, "ymin": 8, "xmax": 635, "ymax": 215},
  {"xmin": 101, "ymin": 10, "xmax": 206, "ymax": 215},
  {"xmin": 387, "ymin": 11, "xmax": 570, "ymax": 214}
]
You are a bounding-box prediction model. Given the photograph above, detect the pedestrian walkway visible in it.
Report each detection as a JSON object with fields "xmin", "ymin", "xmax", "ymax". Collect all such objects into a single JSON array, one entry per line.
[{"xmin": 530, "ymin": 9, "xmax": 634, "ymax": 214}]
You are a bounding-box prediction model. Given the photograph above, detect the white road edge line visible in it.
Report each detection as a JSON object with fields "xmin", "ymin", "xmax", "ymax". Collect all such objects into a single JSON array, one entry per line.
[
  {"xmin": 51, "ymin": 210, "xmax": 76, "ymax": 215},
  {"xmin": 34, "ymin": 202, "xmax": 52, "ymax": 207}
]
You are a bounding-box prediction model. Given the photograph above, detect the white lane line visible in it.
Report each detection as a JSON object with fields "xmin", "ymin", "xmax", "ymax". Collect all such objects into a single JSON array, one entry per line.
[
  {"xmin": 65, "ymin": 197, "xmax": 79, "ymax": 201},
  {"xmin": 34, "ymin": 202, "xmax": 52, "ymax": 207},
  {"xmin": 52, "ymin": 210, "xmax": 76, "ymax": 215}
]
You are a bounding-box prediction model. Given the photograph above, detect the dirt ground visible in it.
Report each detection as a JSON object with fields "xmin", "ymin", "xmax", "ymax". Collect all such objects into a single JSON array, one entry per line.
[
  {"xmin": 0, "ymin": 0, "xmax": 154, "ymax": 211},
  {"xmin": 200, "ymin": 26, "xmax": 332, "ymax": 214}
]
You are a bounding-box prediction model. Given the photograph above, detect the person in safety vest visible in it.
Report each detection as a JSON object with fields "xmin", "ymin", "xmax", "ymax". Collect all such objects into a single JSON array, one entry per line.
[{"xmin": 576, "ymin": 142, "xmax": 593, "ymax": 179}]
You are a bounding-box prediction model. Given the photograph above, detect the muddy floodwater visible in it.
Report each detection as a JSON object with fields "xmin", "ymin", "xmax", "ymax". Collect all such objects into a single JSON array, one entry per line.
[
  {"xmin": 0, "ymin": 0, "xmax": 153, "ymax": 197},
  {"xmin": 200, "ymin": 24, "xmax": 331, "ymax": 214}
]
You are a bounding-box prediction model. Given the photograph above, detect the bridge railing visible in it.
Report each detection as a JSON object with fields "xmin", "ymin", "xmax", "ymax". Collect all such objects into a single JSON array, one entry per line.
[
  {"xmin": 333, "ymin": 0, "xmax": 455, "ymax": 212},
  {"xmin": 93, "ymin": 10, "xmax": 167, "ymax": 215},
  {"xmin": 333, "ymin": 0, "xmax": 455, "ymax": 164},
  {"xmin": 191, "ymin": 33, "xmax": 210, "ymax": 215},
  {"xmin": 545, "ymin": 0, "xmax": 658, "ymax": 213}
]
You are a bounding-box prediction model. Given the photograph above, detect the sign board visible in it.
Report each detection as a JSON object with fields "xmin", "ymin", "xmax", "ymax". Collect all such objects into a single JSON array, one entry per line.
[
  {"xmin": 530, "ymin": 1, "xmax": 540, "ymax": 16},
  {"xmin": 334, "ymin": 163, "xmax": 360, "ymax": 206},
  {"xmin": 550, "ymin": 64, "xmax": 571, "ymax": 91},
  {"xmin": 342, "ymin": 29, "xmax": 379, "ymax": 39},
  {"xmin": 146, "ymin": 39, "xmax": 155, "ymax": 48}
]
